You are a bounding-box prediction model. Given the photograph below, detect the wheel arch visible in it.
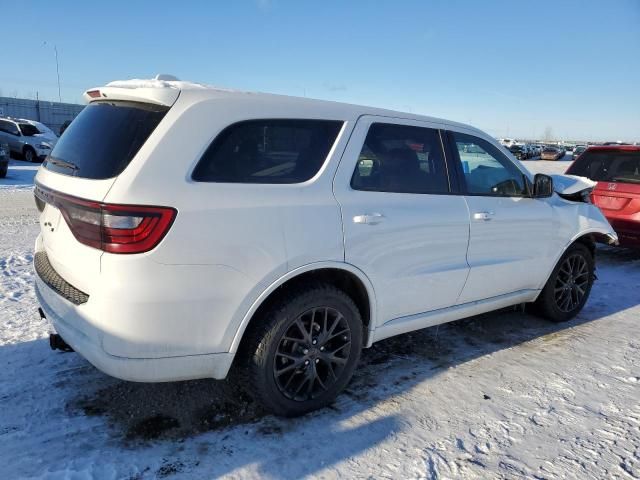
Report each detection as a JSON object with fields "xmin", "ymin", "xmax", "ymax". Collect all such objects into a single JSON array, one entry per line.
[
  {"xmin": 229, "ymin": 262, "xmax": 377, "ymax": 354},
  {"xmin": 537, "ymin": 230, "xmax": 608, "ymax": 293}
]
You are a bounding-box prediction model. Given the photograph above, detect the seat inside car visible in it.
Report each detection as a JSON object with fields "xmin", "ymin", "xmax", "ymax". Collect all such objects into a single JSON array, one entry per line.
[{"xmin": 381, "ymin": 148, "xmax": 429, "ymax": 193}]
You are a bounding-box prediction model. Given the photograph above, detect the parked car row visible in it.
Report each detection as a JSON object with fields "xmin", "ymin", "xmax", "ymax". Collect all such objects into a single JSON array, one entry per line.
[
  {"xmin": 541, "ymin": 145, "xmax": 566, "ymax": 161},
  {"xmin": 0, "ymin": 117, "xmax": 59, "ymax": 162},
  {"xmin": 506, "ymin": 143, "xmax": 541, "ymax": 159}
]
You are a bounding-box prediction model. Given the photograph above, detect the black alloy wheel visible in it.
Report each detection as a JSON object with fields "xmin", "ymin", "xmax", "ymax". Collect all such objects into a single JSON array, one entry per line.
[
  {"xmin": 239, "ymin": 284, "xmax": 363, "ymax": 416},
  {"xmin": 532, "ymin": 243, "xmax": 594, "ymax": 322},
  {"xmin": 553, "ymin": 253, "xmax": 590, "ymax": 313},
  {"xmin": 274, "ymin": 306, "xmax": 351, "ymax": 401}
]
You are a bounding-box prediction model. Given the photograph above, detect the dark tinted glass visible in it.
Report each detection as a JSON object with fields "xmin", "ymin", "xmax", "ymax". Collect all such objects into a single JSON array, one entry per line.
[
  {"xmin": 19, "ymin": 124, "xmax": 39, "ymax": 136},
  {"xmin": 452, "ymin": 132, "xmax": 527, "ymax": 196},
  {"xmin": 192, "ymin": 119, "xmax": 343, "ymax": 183},
  {"xmin": 351, "ymin": 123, "xmax": 449, "ymax": 194},
  {"xmin": 44, "ymin": 101, "xmax": 168, "ymax": 179},
  {"xmin": 567, "ymin": 150, "xmax": 640, "ymax": 184},
  {"xmin": 0, "ymin": 120, "xmax": 19, "ymax": 135}
]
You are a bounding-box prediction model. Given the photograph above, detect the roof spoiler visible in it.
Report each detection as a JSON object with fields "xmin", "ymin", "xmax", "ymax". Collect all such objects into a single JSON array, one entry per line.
[{"xmin": 83, "ymin": 74, "xmax": 186, "ymax": 106}]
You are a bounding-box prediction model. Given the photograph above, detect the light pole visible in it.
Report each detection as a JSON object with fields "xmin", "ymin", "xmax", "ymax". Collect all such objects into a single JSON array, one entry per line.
[{"xmin": 43, "ymin": 41, "xmax": 62, "ymax": 102}]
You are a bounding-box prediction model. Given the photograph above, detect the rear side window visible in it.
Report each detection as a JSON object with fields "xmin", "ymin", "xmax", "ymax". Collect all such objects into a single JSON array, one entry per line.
[
  {"xmin": 567, "ymin": 150, "xmax": 640, "ymax": 184},
  {"xmin": 44, "ymin": 101, "xmax": 168, "ymax": 179},
  {"xmin": 192, "ymin": 119, "xmax": 343, "ymax": 184},
  {"xmin": 350, "ymin": 123, "xmax": 449, "ymax": 194}
]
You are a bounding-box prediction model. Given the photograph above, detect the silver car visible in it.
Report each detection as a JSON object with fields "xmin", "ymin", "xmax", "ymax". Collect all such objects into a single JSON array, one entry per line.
[
  {"xmin": 0, "ymin": 117, "xmax": 57, "ymax": 162},
  {"xmin": 0, "ymin": 142, "xmax": 8, "ymax": 178}
]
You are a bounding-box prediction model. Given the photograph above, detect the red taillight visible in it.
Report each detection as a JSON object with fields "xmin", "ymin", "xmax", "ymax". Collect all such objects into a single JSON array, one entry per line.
[
  {"xmin": 35, "ymin": 185, "xmax": 176, "ymax": 254},
  {"xmin": 86, "ymin": 89, "xmax": 101, "ymax": 98}
]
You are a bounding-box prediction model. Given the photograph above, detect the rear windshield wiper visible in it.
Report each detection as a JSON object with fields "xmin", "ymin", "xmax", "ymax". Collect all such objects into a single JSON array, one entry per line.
[
  {"xmin": 47, "ymin": 158, "xmax": 79, "ymax": 173},
  {"xmin": 612, "ymin": 177, "xmax": 640, "ymax": 184}
]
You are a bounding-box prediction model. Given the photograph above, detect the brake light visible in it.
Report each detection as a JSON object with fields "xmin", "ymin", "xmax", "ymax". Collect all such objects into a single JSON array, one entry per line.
[
  {"xmin": 86, "ymin": 89, "xmax": 101, "ymax": 98},
  {"xmin": 35, "ymin": 185, "xmax": 176, "ymax": 254}
]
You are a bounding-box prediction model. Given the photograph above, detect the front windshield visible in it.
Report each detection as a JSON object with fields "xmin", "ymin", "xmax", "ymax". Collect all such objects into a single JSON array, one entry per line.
[{"xmin": 18, "ymin": 124, "xmax": 40, "ymax": 136}]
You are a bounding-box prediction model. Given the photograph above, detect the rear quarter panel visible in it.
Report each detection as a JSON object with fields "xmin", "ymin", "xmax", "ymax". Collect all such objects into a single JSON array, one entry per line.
[{"xmin": 102, "ymin": 95, "xmax": 357, "ymax": 353}]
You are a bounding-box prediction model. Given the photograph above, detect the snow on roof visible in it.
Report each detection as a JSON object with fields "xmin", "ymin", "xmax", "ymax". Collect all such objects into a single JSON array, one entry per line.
[{"xmin": 105, "ymin": 74, "xmax": 238, "ymax": 93}]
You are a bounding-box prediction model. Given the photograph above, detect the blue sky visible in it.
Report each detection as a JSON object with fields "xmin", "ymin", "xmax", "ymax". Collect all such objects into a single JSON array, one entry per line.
[{"xmin": 2, "ymin": 0, "xmax": 639, "ymax": 141}]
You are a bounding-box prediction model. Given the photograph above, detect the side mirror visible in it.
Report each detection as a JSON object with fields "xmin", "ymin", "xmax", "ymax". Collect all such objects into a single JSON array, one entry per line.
[{"xmin": 532, "ymin": 173, "xmax": 553, "ymax": 198}]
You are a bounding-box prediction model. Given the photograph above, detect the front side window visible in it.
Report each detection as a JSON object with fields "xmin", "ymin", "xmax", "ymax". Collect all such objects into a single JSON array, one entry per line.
[
  {"xmin": 452, "ymin": 132, "xmax": 527, "ymax": 196},
  {"xmin": 192, "ymin": 119, "xmax": 343, "ymax": 184},
  {"xmin": 351, "ymin": 123, "xmax": 449, "ymax": 194}
]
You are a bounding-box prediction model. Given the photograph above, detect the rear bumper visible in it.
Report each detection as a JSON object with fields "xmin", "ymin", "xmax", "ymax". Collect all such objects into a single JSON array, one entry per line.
[
  {"xmin": 35, "ymin": 272, "xmax": 235, "ymax": 382},
  {"xmin": 607, "ymin": 219, "xmax": 640, "ymax": 248}
]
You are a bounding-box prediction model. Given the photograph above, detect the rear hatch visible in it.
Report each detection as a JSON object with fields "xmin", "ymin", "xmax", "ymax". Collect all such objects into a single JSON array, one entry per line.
[
  {"xmin": 566, "ymin": 147, "xmax": 640, "ymax": 224},
  {"xmin": 35, "ymin": 96, "xmax": 172, "ymax": 295}
]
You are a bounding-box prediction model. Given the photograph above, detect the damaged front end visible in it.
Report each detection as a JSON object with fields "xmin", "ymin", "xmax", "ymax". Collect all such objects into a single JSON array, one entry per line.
[
  {"xmin": 550, "ymin": 174, "xmax": 619, "ymax": 246},
  {"xmin": 551, "ymin": 174, "xmax": 596, "ymax": 203}
]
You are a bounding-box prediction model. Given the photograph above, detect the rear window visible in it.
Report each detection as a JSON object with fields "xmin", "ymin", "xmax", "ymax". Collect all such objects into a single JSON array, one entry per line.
[
  {"xmin": 44, "ymin": 101, "xmax": 168, "ymax": 179},
  {"xmin": 567, "ymin": 150, "xmax": 640, "ymax": 184},
  {"xmin": 192, "ymin": 119, "xmax": 343, "ymax": 184}
]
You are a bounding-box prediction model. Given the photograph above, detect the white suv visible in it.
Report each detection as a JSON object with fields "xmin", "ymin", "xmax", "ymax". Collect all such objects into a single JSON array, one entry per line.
[
  {"xmin": 0, "ymin": 117, "xmax": 57, "ymax": 162},
  {"xmin": 34, "ymin": 78, "xmax": 617, "ymax": 416}
]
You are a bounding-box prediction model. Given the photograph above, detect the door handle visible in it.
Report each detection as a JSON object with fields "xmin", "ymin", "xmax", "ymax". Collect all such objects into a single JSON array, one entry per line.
[
  {"xmin": 473, "ymin": 211, "xmax": 495, "ymax": 221},
  {"xmin": 353, "ymin": 213, "xmax": 384, "ymax": 225}
]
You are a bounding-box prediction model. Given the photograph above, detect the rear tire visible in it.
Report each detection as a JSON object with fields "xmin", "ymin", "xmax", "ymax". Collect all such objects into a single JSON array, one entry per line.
[
  {"xmin": 533, "ymin": 243, "xmax": 594, "ymax": 322},
  {"xmin": 23, "ymin": 147, "xmax": 36, "ymax": 163},
  {"xmin": 238, "ymin": 284, "xmax": 363, "ymax": 417}
]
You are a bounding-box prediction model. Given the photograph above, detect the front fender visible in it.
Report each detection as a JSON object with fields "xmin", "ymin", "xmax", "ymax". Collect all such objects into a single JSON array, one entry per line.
[{"xmin": 539, "ymin": 198, "xmax": 617, "ymax": 290}]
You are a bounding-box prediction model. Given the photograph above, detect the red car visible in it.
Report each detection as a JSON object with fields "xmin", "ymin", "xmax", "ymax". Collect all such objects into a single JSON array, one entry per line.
[{"xmin": 566, "ymin": 145, "xmax": 640, "ymax": 248}]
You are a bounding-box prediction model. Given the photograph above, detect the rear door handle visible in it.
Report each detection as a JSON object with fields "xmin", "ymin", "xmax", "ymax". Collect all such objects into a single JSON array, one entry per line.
[
  {"xmin": 353, "ymin": 213, "xmax": 384, "ymax": 225},
  {"xmin": 473, "ymin": 211, "xmax": 495, "ymax": 221}
]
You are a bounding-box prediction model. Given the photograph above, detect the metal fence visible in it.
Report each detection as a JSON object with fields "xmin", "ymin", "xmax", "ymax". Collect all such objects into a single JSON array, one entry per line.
[{"xmin": 0, "ymin": 97, "xmax": 84, "ymax": 136}]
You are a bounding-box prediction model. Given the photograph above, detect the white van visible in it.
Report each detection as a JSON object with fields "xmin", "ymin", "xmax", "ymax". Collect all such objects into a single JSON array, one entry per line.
[{"xmin": 35, "ymin": 77, "xmax": 617, "ymax": 416}]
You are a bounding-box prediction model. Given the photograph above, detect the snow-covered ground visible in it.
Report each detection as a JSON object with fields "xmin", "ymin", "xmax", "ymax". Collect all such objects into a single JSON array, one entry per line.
[
  {"xmin": 0, "ymin": 160, "xmax": 39, "ymax": 190},
  {"xmin": 1, "ymin": 159, "xmax": 639, "ymax": 479}
]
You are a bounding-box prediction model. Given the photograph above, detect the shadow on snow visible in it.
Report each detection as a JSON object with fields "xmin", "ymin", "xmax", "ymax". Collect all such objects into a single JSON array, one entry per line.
[{"xmin": 2, "ymin": 246, "xmax": 639, "ymax": 478}]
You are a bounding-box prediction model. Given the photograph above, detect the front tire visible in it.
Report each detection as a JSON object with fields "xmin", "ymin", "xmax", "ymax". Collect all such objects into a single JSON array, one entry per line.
[
  {"xmin": 239, "ymin": 284, "xmax": 363, "ymax": 417},
  {"xmin": 533, "ymin": 243, "xmax": 594, "ymax": 322},
  {"xmin": 23, "ymin": 147, "xmax": 36, "ymax": 163}
]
